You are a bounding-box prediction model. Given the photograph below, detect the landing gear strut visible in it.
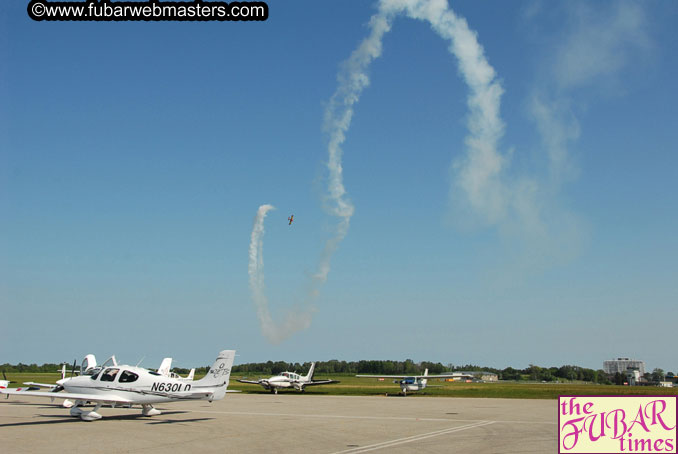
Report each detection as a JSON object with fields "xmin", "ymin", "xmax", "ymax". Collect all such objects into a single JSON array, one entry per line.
[{"xmin": 70, "ymin": 402, "xmax": 103, "ymax": 421}]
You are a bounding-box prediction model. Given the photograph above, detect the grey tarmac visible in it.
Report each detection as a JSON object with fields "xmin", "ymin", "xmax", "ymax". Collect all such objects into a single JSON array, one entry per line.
[{"xmin": 0, "ymin": 393, "xmax": 557, "ymax": 453}]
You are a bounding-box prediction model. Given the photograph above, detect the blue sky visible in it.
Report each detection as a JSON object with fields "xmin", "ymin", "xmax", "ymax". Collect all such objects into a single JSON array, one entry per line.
[{"xmin": 1, "ymin": 0, "xmax": 676, "ymax": 373}]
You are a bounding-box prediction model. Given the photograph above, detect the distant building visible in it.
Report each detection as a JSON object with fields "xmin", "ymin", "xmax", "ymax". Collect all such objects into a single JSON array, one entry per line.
[
  {"xmin": 479, "ymin": 373, "xmax": 498, "ymax": 382},
  {"xmin": 444, "ymin": 372, "xmax": 498, "ymax": 382},
  {"xmin": 444, "ymin": 372, "xmax": 474, "ymax": 382},
  {"xmin": 603, "ymin": 357, "xmax": 645, "ymax": 376},
  {"xmin": 626, "ymin": 369, "xmax": 641, "ymax": 386}
]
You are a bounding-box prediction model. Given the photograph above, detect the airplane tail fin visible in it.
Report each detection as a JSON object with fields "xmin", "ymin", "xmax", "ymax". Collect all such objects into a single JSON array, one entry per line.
[
  {"xmin": 157, "ymin": 358, "xmax": 172, "ymax": 376},
  {"xmin": 422, "ymin": 368, "xmax": 429, "ymax": 386},
  {"xmin": 186, "ymin": 368, "xmax": 195, "ymax": 380},
  {"xmin": 195, "ymin": 350, "xmax": 235, "ymax": 400},
  {"xmin": 303, "ymin": 362, "xmax": 316, "ymax": 382}
]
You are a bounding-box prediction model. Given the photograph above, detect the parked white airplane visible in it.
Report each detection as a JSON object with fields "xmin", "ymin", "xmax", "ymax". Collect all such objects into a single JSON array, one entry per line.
[
  {"xmin": 1, "ymin": 349, "xmax": 236, "ymax": 421},
  {"xmin": 356, "ymin": 369, "xmax": 457, "ymax": 395},
  {"xmin": 24, "ymin": 355, "xmax": 193, "ymax": 408},
  {"xmin": 237, "ymin": 362, "xmax": 338, "ymax": 394}
]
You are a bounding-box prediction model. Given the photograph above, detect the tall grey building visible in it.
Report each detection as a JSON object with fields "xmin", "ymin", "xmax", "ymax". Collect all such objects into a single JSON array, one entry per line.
[{"xmin": 603, "ymin": 357, "xmax": 645, "ymax": 376}]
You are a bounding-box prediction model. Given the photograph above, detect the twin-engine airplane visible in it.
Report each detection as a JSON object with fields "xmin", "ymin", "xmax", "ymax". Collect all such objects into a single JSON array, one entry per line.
[
  {"xmin": 0, "ymin": 350, "xmax": 235, "ymax": 421},
  {"xmin": 237, "ymin": 362, "xmax": 338, "ymax": 394},
  {"xmin": 356, "ymin": 369, "xmax": 457, "ymax": 395}
]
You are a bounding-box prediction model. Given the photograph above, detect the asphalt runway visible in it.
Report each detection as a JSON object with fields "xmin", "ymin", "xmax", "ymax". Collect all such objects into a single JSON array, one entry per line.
[{"xmin": 0, "ymin": 393, "xmax": 557, "ymax": 453}]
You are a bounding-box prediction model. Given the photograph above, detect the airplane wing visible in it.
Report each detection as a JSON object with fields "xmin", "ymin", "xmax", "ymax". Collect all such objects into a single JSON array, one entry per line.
[
  {"xmin": 1, "ymin": 387, "xmax": 219, "ymax": 402},
  {"xmin": 356, "ymin": 375, "xmax": 411, "ymax": 379},
  {"xmin": 22, "ymin": 382, "xmax": 59, "ymax": 389},
  {"xmin": 0, "ymin": 388, "xmax": 132, "ymax": 404},
  {"xmin": 236, "ymin": 379, "xmax": 263, "ymax": 385},
  {"xmin": 304, "ymin": 379, "xmax": 339, "ymax": 386},
  {"xmin": 356, "ymin": 374, "xmax": 458, "ymax": 379}
]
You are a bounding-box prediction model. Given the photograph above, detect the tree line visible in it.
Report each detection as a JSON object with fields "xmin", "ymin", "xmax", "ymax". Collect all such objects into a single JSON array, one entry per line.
[
  {"xmin": 2, "ymin": 360, "xmax": 671, "ymax": 385},
  {"xmin": 227, "ymin": 361, "xmax": 614, "ymax": 383}
]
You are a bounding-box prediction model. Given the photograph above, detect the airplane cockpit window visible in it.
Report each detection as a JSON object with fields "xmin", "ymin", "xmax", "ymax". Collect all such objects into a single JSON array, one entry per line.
[
  {"xmin": 100, "ymin": 368, "xmax": 120, "ymax": 382},
  {"xmin": 119, "ymin": 370, "xmax": 139, "ymax": 383},
  {"xmin": 85, "ymin": 366, "xmax": 102, "ymax": 377}
]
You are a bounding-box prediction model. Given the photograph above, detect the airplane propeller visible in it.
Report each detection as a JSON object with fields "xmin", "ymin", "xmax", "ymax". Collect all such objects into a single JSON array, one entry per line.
[
  {"xmin": 70, "ymin": 359, "xmax": 77, "ymax": 378},
  {"xmin": 2, "ymin": 371, "xmax": 17, "ymax": 384}
]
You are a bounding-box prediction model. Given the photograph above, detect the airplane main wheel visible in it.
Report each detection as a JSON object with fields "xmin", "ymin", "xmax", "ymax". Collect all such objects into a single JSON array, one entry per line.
[{"xmin": 142, "ymin": 405, "xmax": 162, "ymax": 417}]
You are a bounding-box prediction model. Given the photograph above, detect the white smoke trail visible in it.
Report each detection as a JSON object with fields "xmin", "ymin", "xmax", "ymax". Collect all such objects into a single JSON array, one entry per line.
[
  {"xmin": 248, "ymin": 204, "xmax": 313, "ymax": 343},
  {"xmin": 378, "ymin": 0, "xmax": 509, "ymax": 226},
  {"xmin": 315, "ymin": 11, "xmax": 393, "ymax": 284},
  {"xmin": 247, "ymin": 7, "xmax": 395, "ymax": 342},
  {"xmin": 249, "ymin": 0, "xmax": 516, "ymax": 342}
]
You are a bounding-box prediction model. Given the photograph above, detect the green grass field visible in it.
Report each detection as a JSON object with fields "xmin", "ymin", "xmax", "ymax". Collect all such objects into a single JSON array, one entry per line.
[
  {"xmin": 232, "ymin": 375, "xmax": 678, "ymax": 399},
  {"xmin": 7, "ymin": 372, "xmax": 676, "ymax": 400}
]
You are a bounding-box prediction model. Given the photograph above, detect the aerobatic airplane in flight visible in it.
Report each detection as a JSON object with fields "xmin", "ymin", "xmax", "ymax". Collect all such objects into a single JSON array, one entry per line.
[
  {"xmin": 288, "ymin": 214, "xmax": 294, "ymax": 225},
  {"xmin": 237, "ymin": 362, "xmax": 337, "ymax": 394},
  {"xmin": 1, "ymin": 350, "xmax": 235, "ymax": 421}
]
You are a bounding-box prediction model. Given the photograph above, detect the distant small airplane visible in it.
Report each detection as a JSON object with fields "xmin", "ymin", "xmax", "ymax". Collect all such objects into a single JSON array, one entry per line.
[
  {"xmin": 356, "ymin": 369, "xmax": 458, "ymax": 395},
  {"xmin": 1, "ymin": 349, "xmax": 236, "ymax": 421},
  {"xmin": 237, "ymin": 362, "xmax": 338, "ymax": 394},
  {"xmin": 288, "ymin": 214, "xmax": 294, "ymax": 225}
]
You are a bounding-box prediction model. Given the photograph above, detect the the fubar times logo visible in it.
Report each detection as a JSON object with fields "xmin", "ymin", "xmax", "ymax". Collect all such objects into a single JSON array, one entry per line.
[{"xmin": 559, "ymin": 396, "xmax": 677, "ymax": 453}]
